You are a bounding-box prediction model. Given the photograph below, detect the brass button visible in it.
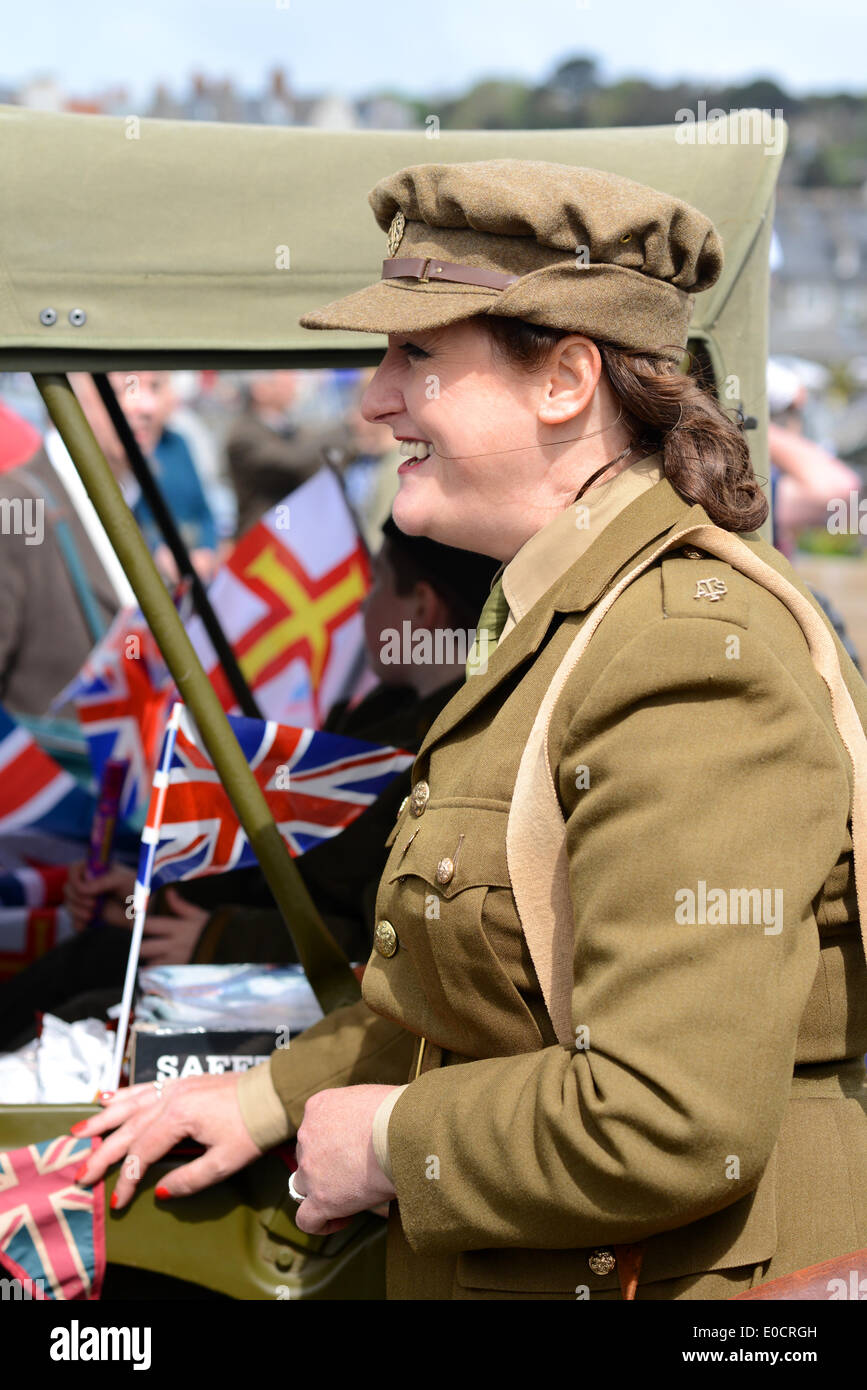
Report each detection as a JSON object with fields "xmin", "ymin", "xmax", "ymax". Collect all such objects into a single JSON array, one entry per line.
[
  {"xmin": 409, "ymin": 780, "xmax": 430, "ymax": 816},
  {"xmin": 588, "ymin": 1248, "xmax": 617, "ymax": 1277},
  {"xmin": 374, "ymin": 920, "xmax": 398, "ymax": 958},
  {"xmin": 435, "ymin": 856, "xmax": 454, "ymax": 885},
  {"xmin": 398, "ymin": 795, "xmax": 409, "ymax": 816},
  {"xmin": 683, "ymin": 547, "xmax": 703, "ymax": 560}
]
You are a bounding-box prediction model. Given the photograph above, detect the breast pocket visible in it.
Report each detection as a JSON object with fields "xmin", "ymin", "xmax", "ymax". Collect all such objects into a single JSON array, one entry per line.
[
  {"xmin": 385, "ymin": 802, "xmax": 512, "ymax": 900},
  {"xmin": 374, "ymin": 802, "xmax": 541, "ymax": 1056}
]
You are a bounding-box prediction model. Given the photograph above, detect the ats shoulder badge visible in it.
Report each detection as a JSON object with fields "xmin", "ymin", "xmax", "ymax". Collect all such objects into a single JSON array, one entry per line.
[
  {"xmin": 386, "ymin": 210, "xmax": 406, "ymax": 257},
  {"xmin": 661, "ymin": 553, "xmax": 748, "ymax": 627},
  {"xmin": 694, "ymin": 576, "xmax": 728, "ymax": 602}
]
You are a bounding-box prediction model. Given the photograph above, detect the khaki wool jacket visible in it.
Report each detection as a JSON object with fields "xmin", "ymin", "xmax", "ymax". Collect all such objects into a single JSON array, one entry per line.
[{"xmin": 256, "ymin": 470, "xmax": 867, "ymax": 1300}]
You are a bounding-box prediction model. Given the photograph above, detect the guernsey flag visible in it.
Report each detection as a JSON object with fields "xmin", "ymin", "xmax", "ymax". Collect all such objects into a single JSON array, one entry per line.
[{"xmin": 188, "ymin": 467, "xmax": 371, "ymax": 728}]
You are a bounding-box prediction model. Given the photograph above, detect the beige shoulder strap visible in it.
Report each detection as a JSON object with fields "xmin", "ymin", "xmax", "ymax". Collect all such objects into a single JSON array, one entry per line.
[{"xmin": 506, "ymin": 523, "xmax": 867, "ymax": 1050}]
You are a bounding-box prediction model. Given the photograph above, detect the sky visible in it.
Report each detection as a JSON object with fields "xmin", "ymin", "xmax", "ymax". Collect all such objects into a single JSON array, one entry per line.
[{"xmin": 2, "ymin": 0, "xmax": 866, "ymax": 105}]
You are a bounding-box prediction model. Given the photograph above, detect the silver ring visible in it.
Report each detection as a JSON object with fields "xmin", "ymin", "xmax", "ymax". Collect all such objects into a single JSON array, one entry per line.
[
  {"xmin": 287, "ymin": 1169, "xmax": 306, "ymax": 1204},
  {"xmin": 152, "ymin": 1078, "xmax": 164, "ymax": 1097}
]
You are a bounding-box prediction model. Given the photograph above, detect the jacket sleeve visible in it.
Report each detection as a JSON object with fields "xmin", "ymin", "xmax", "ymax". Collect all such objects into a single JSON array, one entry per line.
[
  {"xmin": 238, "ymin": 998, "xmax": 416, "ymax": 1144},
  {"xmin": 385, "ymin": 615, "xmax": 852, "ymax": 1255}
]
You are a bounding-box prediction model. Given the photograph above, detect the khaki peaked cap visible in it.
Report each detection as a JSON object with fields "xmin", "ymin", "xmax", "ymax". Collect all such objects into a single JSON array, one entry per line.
[{"xmin": 299, "ymin": 160, "xmax": 723, "ymax": 357}]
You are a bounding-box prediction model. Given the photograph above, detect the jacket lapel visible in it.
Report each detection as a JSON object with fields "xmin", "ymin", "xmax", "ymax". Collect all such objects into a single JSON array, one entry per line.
[{"xmin": 416, "ymin": 478, "xmax": 706, "ymax": 761}]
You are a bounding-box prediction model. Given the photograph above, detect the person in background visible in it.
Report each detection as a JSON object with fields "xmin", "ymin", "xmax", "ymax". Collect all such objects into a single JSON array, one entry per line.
[
  {"xmin": 224, "ymin": 370, "xmax": 358, "ymax": 536},
  {"xmin": 766, "ymin": 358, "xmax": 863, "ymax": 668},
  {"xmin": 767, "ymin": 358, "xmax": 861, "ymax": 559},
  {"xmin": 168, "ymin": 371, "xmax": 238, "ymax": 548},
  {"xmin": 0, "ymin": 521, "xmax": 498, "ymax": 1049},
  {"xmin": 0, "ymin": 400, "xmax": 118, "ymax": 717},
  {"xmin": 71, "ymin": 373, "xmax": 219, "ymax": 585}
]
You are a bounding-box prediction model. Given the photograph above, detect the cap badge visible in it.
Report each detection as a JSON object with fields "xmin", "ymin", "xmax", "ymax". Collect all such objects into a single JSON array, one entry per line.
[{"xmin": 386, "ymin": 210, "xmax": 406, "ymax": 257}]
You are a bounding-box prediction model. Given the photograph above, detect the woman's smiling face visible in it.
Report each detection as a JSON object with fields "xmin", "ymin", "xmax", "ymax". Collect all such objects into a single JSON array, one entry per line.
[{"xmin": 359, "ymin": 317, "xmax": 624, "ymax": 561}]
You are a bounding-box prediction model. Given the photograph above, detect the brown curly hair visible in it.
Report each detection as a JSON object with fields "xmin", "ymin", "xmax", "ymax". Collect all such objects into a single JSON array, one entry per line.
[{"xmin": 480, "ymin": 317, "xmax": 768, "ymax": 533}]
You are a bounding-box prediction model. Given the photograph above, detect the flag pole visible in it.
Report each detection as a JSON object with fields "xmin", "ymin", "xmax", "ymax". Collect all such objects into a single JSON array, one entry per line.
[
  {"xmin": 91, "ymin": 373, "xmax": 263, "ymax": 721},
  {"xmin": 34, "ymin": 374, "xmax": 361, "ymax": 1016},
  {"xmin": 321, "ymin": 459, "xmax": 374, "ymax": 712},
  {"xmin": 106, "ymin": 704, "xmax": 183, "ymax": 1092}
]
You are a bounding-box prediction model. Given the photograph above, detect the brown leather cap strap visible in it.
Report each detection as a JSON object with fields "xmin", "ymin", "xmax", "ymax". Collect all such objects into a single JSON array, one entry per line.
[{"xmin": 382, "ymin": 257, "xmax": 519, "ymax": 291}]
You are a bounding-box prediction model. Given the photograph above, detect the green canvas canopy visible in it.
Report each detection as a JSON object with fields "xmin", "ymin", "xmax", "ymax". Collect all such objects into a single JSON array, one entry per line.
[{"xmin": 0, "ymin": 104, "xmax": 783, "ymax": 473}]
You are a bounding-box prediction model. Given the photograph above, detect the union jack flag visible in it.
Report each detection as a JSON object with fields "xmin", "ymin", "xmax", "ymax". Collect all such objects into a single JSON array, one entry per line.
[
  {"xmin": 0, "ymin": 1135, "xmax": 105, "ymax": 1300},
  {"xmin": 0, "ymin": 705, "xmax": 95, "ymax": 842},
  {"xmin": 106, "ymin": 701, "xmax": 413, "ymax": 1089},
  {"xmin": 137, "ymin": 703, "xmax": 414, "ymax": 891},
  {"xmin": 55, "ymin": 608, "xmax": 174, "ymax": 819},
  {"xmin": 0, "ymin": 708, "xmax": 97, "ymax": 975},
  {"xmin": 0, "ymin": 861, "xmax": 68, "ymax": 908}
]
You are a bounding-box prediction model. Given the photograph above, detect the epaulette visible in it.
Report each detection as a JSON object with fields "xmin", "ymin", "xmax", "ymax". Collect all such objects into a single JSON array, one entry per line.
[{"xmin": 661, "ymin": 546, "xmax": 749, "ymax": 628}]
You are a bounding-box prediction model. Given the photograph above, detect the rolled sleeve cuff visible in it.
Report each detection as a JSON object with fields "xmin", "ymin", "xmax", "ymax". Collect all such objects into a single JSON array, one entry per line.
[
  {"xmin": 237, "ymin": 1060, "xmax": 293, "ymax": 1151},
  {"xmin": 371, "ymin": 1084, "xmax": 409, "ymax": 1183}
]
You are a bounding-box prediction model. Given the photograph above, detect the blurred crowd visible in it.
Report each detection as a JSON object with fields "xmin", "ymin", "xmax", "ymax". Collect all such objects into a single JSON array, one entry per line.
[
  {"xmin": 0, "ymin": 356, "xmax": 865, "ymax": 726},
  {"xmin": 2, "ymin": 365, "xmax": 402, "ymax": 550},
  {"xmin": 0, "ymin": 367, "xmax": 404, "ymax": 719}
]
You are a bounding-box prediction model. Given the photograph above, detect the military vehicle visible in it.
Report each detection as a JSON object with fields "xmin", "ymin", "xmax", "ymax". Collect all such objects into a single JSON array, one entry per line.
[{"xmin": 0, "ymin": 105, "xmax": 784, "ymax": 1297}]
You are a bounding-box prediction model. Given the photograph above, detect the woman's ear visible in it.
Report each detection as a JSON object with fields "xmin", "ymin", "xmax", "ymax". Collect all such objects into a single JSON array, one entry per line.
[{"xmin": 537, "ymin": 336, "xmax": 602, "ymax": 426}]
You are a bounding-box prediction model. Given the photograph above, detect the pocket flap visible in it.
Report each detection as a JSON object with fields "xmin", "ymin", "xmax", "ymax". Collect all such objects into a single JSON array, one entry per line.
[
  {"xmin": 386, "ymin": 802, "xmax": 512, "ymax": 898},
  {"xmin": 384, "ymin": 815, "xmax": 404, "ymax": 850},
  {"xmin": 456, "ymin": 1147, "xmax": 778, "ymax": 1294}
]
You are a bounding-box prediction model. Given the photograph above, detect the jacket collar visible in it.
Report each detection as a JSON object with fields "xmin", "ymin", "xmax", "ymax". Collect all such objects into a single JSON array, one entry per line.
[
  {"xmin": 415, "ymin": 476, "xmax": 710, "ymax": 763},
  {"xmin": 500, "ymin": 451, "xmax": 665, "ymax": 633}
]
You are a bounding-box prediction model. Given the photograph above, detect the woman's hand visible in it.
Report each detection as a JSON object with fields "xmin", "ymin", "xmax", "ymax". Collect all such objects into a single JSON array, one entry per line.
[
  {"xmin": 139, "ymin": 888, "xmax": 209, "ymax": 965},
  {"xmin": 153, "ymin": 543, "xmax": 179, "ymax": 586},
  {"xmin": 71, "ymin": 1073, "xmax": 263, "ymax": 1210},
  {"xmin": 64, "ymin": 860, "xmax": 137, "ymax": 932},
  {"xmin": 191, "ymin": 547, "xmax": 218, "ymax": 584},
  {"xmin": 292, "ymin": 1085, "xmax": 399, "ymax": 1236},
  {"xmin": 153, "ymin": 546, "xmax": 217, "ymax": 586}
]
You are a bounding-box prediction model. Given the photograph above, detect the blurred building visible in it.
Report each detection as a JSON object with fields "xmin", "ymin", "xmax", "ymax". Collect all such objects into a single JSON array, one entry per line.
[
  {"xmin": 772, "ymin": 187, "xmax": 867, "ymax": 363},
  {"xmin": 5, "ymin": 63, "xmax": 413, "ymax": 130}
]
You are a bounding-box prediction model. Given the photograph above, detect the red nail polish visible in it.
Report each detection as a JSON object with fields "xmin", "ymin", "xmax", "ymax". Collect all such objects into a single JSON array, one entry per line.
[
  {"xmin": 154, "ymin": 1184, "xmax": 171, "ymax": 1200},
  {"xmin": 69, "ymin": 1120, "xmax": 88, "ymax": 1136},
  {"xmin": 74, "ymin": 1163, "xmax": 88, "ymax": 1184},
  {"xmin": 99, "ymin": 1091, "xmax": 115, "ymax": 1103},
  {"xmin": 110, "ymin": 1192, "xmax": 119, "ymax": 1210}
]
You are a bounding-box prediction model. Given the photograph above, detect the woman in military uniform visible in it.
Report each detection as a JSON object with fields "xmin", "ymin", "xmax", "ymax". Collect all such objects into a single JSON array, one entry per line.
[{"xmin": 75, "ymin": 160, "xmax": 867, "ymax": 1300}]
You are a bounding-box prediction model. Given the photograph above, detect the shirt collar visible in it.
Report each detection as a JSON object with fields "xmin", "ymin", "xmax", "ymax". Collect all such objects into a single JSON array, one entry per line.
[{"xmin": 499, "ymin": 451, "xmax": 665, "ymax": 638}]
